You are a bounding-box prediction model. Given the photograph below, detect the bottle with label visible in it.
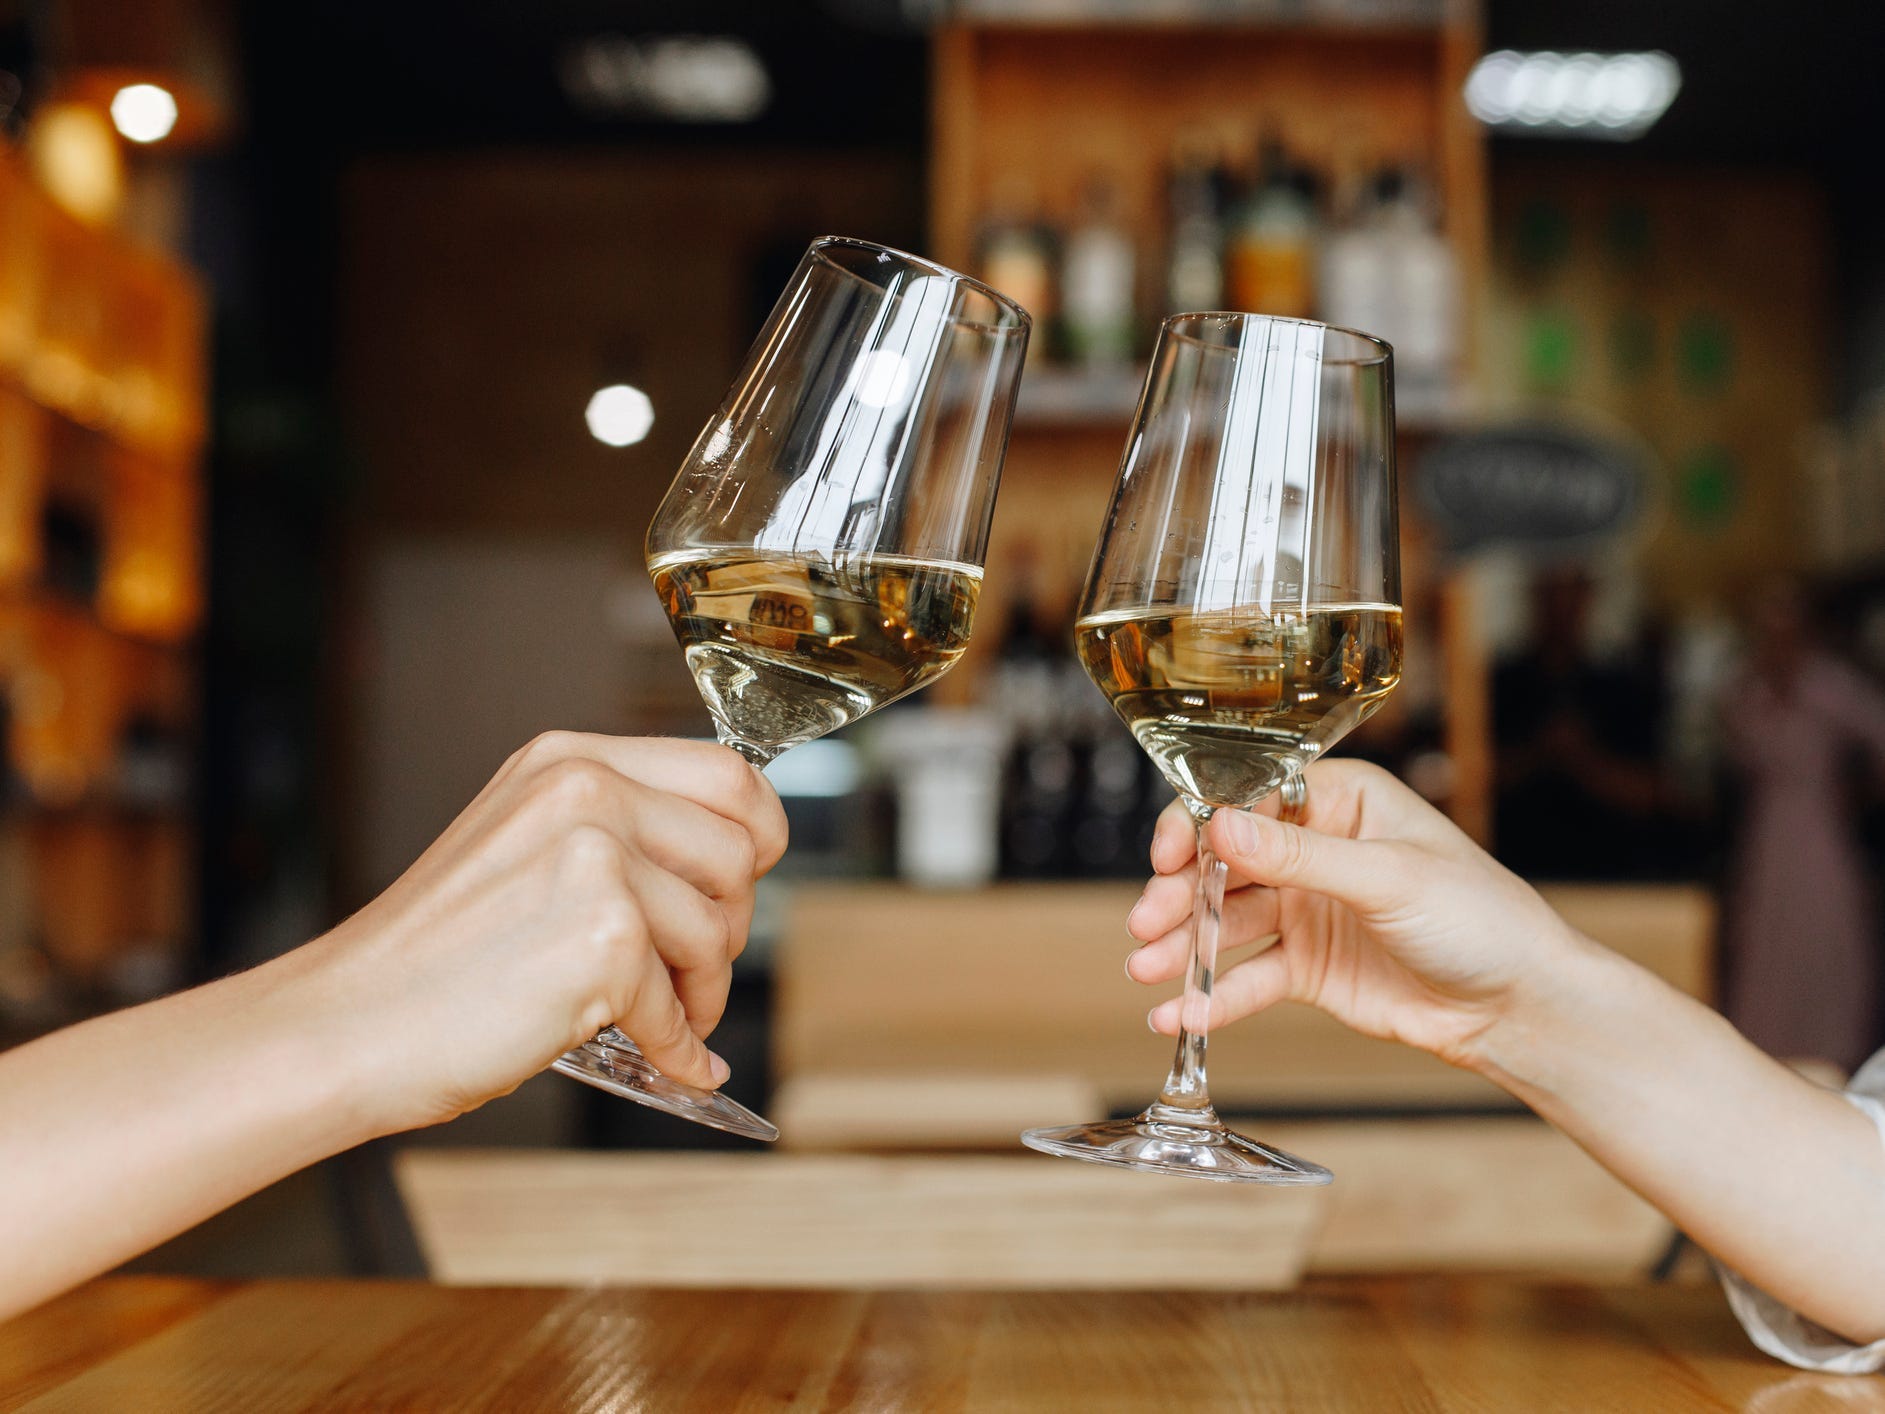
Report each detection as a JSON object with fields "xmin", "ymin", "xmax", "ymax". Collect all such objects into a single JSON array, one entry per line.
[
  {"xmin": 977, "ymin": 183, "xmax": 1057, "ymax": 367},
  {"xmin": 1164, "ymin": 132, "xmax": 1224, "ymax": 315},
  {"xmin": 1379, "ymin": 167, "xmax": 1460, "ymax": 390},
  {"xmin": 1059, "ymin": 174, "xmax": 1136, "ymax": 371},
  {"xmin": 1225, "ymin": 135, "xmax": 1318, "ymax": 320},
  {"xmin": 1318, "ymin": 154, "xmax": 1395, "ymax": 343}
]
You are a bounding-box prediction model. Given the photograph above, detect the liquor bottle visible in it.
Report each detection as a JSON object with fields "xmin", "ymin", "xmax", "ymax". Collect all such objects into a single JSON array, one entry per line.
[
  {"xmin": 1059, "ymin": 174, "xmax": 1135, "ymax": 371},
  {"xmin": 1323, "ymin": 167, "xmax": 1458, "ymax": 392},
  {"xmin": 977, "ymin": 184, "xmax": 1057, "ymax": 367},
  {"xmin": 1225, "ymin": 135, "xmax": 1318, "ymax": 320},
  {"xmin": 1164, "ymin": 133, "xmax": 1225, "ymax": 314},
  {"xmin": 1318, "ymin": 157, "xmax": 1395, "ymax": 344},
  {"xmin": 1379, "ymin": 168, "xmax": 1460, "ymax": 390}
]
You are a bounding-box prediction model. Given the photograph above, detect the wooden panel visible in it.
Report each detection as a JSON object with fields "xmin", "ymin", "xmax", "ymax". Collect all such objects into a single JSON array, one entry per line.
[
  {"xmin": 1260, "ymin": 1118, "xmax": 1670, "ymax": 1275},
  {"xmin": 773, "ymin": 1073, "xmax": 1106, "ymax": 1151},
  {"xmin": 774, "ymin": 881, "xmax": 1714, "ymax": 1111},
  {"xmin": 394, "ymin": 1150, "xmax": 1326, "ymax": 1291},
  {"xmin": 5, "ymin": 1277, "xmax": 1820, "ymax": 1410},
  {"xmin": 339, "ymin": 151, "xmax": 923, "ymax": 538},
  {"xmin": 767, "ymin": 1092, "xmax": 1670, "ymax": 1275},
  {"xmin": 1536, "ymin": 882, "xmax": 1717, "ymax": 1005}
]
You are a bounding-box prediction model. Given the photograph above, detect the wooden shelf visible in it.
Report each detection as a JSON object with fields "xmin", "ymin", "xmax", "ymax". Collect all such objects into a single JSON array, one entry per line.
[
  {"xmin": 928, "ymin": 7, "xmax": 1494, "ymax": 835},
  {"xmin": 0, "ymin": 140, "xmax": 206, "ymax": 991}
]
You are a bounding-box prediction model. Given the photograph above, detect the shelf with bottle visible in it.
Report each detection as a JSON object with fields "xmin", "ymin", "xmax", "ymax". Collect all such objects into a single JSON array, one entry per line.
[
  {"xmin": 981, "ymin": 129, "xmax": 1470, "ymax": 433},
  {"xmin": 0, "ymin": 632, "xmax": 194, "ymax": 1034},
  {"xmin": 0, "ymin": 143, "xmax": 206, "ymax": 458},
  {"xmin": 0, "ymin": 135, "xmax": 206, "ymax": 1038},
  {"xmin": 0, "ymin": 591, "xmax": 196, "ymax": 814},
  {"xmin": 1, "ymin": 384, "xmax": 203, "ymax": 647}
]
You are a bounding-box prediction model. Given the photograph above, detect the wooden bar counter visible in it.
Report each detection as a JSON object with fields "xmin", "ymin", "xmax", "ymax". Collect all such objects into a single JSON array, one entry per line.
[{"xmin": 2, "ymin": 1275, "xmax": 1864, "ymax": 1410}]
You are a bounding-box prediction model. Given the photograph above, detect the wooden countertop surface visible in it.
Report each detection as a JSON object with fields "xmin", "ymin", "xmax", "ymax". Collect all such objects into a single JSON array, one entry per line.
[{"xmin": 2, "ymin": 1275, "xmax": 1863, "ymax": 1410}]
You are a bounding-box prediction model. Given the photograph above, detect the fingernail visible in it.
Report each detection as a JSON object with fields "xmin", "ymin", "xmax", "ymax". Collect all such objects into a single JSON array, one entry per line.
[
  {"xmin": 1126, "ymin": 892, "xmax": 1150, "ymax": 932},
  {"xmin": 1124, "ymin": 950, "xmax": 1139, "ymax": 980},
  {"xmin": 707, "ymin": 1051, "xmax": 732, "ymax": 1086},
  {"xmin": 1146, "ymin": 1007, "xmax": 1163, "ymax": 1034},
  {"xmin": 1222, "ymin": 810, "xmax": 1257, "ymax": 854}
]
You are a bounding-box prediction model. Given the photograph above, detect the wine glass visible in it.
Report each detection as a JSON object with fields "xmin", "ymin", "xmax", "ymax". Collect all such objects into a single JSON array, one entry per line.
[
  {"xmin": 553, "ymin": 236, "xmax": 1030, "ymax": 1140},
  {"xmin": 1022, "ymin": 312, "xmax": 1401, "ymax": 1182}
]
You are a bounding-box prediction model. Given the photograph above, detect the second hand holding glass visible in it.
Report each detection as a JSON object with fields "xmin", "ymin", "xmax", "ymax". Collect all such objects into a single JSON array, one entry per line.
[
  {"xmin": 1023, "ymin": 312, "xmax": 1403, "ymax": 1183},
  {"xmin": 553, "ymin": 237, "xmax": 1030, "ymax": 1140}
]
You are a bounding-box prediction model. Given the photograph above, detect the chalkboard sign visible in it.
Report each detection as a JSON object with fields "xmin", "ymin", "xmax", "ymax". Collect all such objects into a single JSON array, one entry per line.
[{"xmin": 1416, "ymin": 424, "xmax": 1647, "ymax": 551}]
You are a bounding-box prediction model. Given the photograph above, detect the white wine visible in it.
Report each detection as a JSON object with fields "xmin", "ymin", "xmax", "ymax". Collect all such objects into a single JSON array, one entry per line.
[
  {"xmin": 1077, "ymin": 604, "xmax": 1403, "ymax": 809},
  {"xmin": 652, "ymin": 550, "xmax": 982, "ymax": 752}
]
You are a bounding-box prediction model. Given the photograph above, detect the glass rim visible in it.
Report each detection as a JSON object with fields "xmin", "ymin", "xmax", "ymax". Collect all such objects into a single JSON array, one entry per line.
[
  {"xmin": 809, "ymin": 235, "xmax": 1032, "ymax": 335},
  {"xmin": 1160, "ymin": 310, "xmax": 1393, "ymax": 366}
]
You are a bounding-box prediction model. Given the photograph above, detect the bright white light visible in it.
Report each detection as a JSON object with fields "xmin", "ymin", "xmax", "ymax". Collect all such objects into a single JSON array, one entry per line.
[
  {"xmin": 1464, "ymin": 49, "xmax": 1680, "ymax": 139},
  {"xmin": 1463, "ymin": 50, "xmax": 1520, "ymax": 122},
  {"xmin": 585, "ymin": 384, "xmax": 655, "ymax": 447},
  {"xmin": 850, "ymin": 349, "xmax": 912, "ymax": 409},
  {"xmin": 109, "ymin": 84, "xmax": 178, "ymax": 143},
  {"xmin": 1556, "ymin": 55, "xmax": 1605, "ymax": 125},
  {"xmin": 560, "ymin": 35, "xmax": 771, "ymax": 123}
]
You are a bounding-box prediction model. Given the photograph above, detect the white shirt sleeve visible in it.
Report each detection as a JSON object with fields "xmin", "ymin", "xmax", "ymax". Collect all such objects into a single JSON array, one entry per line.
[{"xmin": 1716, "ymin": 1048, "xmax": 1885, "ymax": 1373}]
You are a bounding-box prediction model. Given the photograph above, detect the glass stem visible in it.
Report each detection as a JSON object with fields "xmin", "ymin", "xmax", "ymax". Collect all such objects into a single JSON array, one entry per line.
[
  {"xmin": 1156, "ymin": 800, "xmax": 1222, "ymax": 1118},
  {"xmin": 715, "ymin": 727, "xmax": 782, "ymax": 769}
]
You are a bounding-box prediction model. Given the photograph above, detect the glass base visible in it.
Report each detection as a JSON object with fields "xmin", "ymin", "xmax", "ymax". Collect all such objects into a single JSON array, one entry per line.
[
  {"xmin": 552, "ymin": 1027, "xmax": 778, "ymax": 1142},
  {"xmin": 1021, "ymin": 1106, "xmax": 1332, "ymax": 1185}
]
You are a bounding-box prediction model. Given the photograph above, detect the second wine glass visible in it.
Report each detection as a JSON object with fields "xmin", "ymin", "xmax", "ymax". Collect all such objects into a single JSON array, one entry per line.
[
  {"xmin": 552, "ymin": 236, "xmax": 1030, "ymax": 1140},
  {"xmin": 1023, "ymin": 312, "xmax": 1403, "ymax": 1182}
]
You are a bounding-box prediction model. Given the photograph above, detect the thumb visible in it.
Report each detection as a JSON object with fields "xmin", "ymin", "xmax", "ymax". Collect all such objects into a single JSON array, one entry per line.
[{"xmin": 1209, "ymin": 808, "xmax": 1404, "ymax": 914}]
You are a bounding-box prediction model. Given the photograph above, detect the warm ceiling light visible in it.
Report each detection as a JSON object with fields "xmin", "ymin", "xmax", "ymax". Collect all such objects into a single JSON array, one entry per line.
[
  {"xmin": 1465, "ymin": 50, "xmax": 1681, "ymax": 139},
  {"xmin": 27, "ymin": 102, "xmax": 124, "ymax": 223},
  {"xmin": 586, "ymin": 384, "xmax": 655, "ymax": 447},
  {"xmin": 110, "ymin": 83, "xmax": 179, "ymax": 143}
]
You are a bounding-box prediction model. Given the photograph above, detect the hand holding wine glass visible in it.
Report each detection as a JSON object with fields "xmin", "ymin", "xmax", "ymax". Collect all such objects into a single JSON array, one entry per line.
[
  {"xmin": 554, "ymin": 237, "xmax": 1030, "ymax": 1138},
  {"xmin": 1024, "ymin": 313, "xmax": 1402, "ymax": 1183},
  {"xmin": 1125, "ymin": 759, "xmax": 1577, "ymax": 1068}
]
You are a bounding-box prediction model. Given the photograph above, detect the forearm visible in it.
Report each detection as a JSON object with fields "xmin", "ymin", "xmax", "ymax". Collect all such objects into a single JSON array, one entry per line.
[
  {"xmin": 0, "ymin": 941, "xmax": 381, "ymax": 1319},
  {"xmin": 1474, "ymin": 936, "xmax": 1885, "ymax": 1343}
]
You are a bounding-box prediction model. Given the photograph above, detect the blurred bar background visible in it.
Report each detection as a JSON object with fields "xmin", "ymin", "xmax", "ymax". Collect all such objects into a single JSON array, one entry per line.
[{"xmin": 3, "ymin": 0, "xmax": 1884, "ymax": 1286}]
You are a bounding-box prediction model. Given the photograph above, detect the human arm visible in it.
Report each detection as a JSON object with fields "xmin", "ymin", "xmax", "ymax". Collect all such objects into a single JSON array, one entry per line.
[
  {"xmin": 0, "ymin": 732, "xmax": 787, "ymax": 1321},
  {"xmin": 1126, "ymin": 761, "xmax": 1885, "ymax": 1347}
]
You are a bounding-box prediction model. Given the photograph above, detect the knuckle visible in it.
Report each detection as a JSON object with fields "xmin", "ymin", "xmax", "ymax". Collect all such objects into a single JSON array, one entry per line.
[
  {"xmin": 707, "ymin": 905, "xmax": 735, "ymax": 958},
  {"xmin": 520, "ymin": 729, "xmax": 583, "ymax": 767},
  {"xmin": 559, "ymin": 820, "xmax": 625, "ymax": 875},
  {"xmin": 538, "ymin": 757, "xmax": 614, "ymax": 816},
  {"xmin": 591, "ymin": 891, "xmax": 644, "ymax": 948},
  {"xmin": 727, "ymin": 829, "xmax": 759, "ymax": 880},
  {"xmin": 672, "ymin": 898, "xmax": 733, "ymax": 967}
]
